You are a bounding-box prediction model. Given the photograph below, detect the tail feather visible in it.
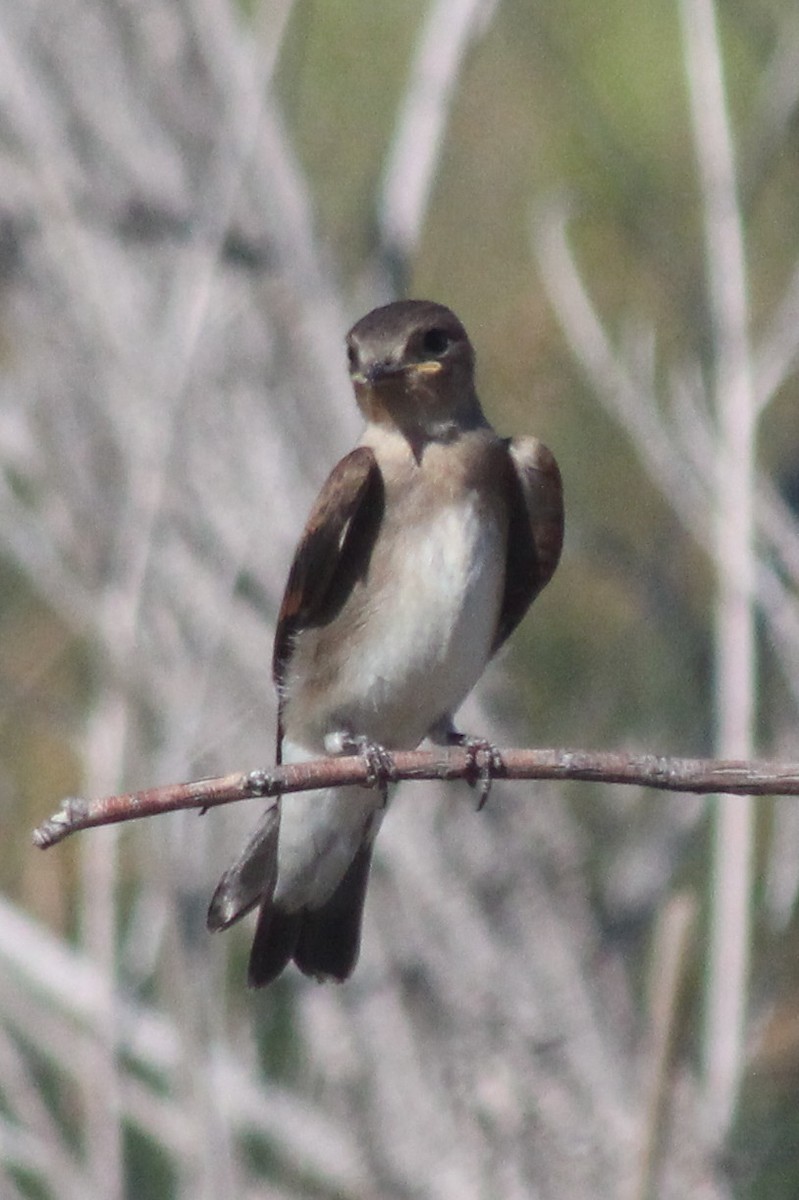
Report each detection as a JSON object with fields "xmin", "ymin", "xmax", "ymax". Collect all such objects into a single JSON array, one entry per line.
[
  {"xmin": 294, "ymin": 844, "xmax": 373, "ymax": 982},
  {"xmin": 206, "ymin": 802, "xmax": 280, "ymax": 932},
  {"xmin": 247, "ymin": 905, "xmax": 301, "ymax": 988},
  {"xmin": 247, "ymin": 844, "xmax": 374, "ymax": 987}
]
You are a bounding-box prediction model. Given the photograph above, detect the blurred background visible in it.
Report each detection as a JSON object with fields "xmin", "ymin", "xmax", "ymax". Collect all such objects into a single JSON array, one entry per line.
[{"xmin": 1, "ymin": 0, "xmax": 798, "ymax": 1196}]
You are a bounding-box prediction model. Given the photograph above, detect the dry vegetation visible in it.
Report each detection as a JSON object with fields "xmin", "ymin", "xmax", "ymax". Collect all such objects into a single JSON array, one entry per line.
[{"xmin": 1, "ymin": 1, "xmax": 799, "ymax": 1197}]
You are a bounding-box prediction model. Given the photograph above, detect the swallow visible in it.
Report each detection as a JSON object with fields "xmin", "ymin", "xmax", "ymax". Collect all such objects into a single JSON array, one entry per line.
[{"xmin": 208, "ymin": 299, "xmax": 563, "ymax": 986}]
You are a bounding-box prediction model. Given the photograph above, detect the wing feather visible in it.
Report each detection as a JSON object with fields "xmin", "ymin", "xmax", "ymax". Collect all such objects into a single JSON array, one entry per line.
[
  {"xmin": 494, "ymin": 436, "xmax": 564, "ymax": 652},
  {"xmin": 271, "ymin": 446, "xmax": 384, "ymax": 758},
  {"xmin": 206, "ymin": 449, "xmax": 384, "ymax": 937}
]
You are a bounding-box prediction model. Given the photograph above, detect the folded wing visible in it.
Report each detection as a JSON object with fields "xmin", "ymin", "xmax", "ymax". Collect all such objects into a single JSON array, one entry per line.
[
  {"xmin": 207, "ymin": 447, "xmax": 384, "ymax": 938},
  {"xmin": 494, "ymin": 436, "xmax": 564, "ymax": 653}
]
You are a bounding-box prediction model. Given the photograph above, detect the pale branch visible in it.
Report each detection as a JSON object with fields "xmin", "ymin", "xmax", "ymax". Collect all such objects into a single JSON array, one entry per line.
[{"xmin": 32, "ymin": 748, "xmax": 799, "ymax": 849}]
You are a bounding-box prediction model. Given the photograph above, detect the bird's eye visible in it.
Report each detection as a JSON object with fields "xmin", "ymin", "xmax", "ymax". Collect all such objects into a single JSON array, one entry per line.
[
  {"xmin": 346, "ymin": 343, "xmax": 358, "ymax": 372},
  {"xmin": 421, "ymin": 327, "xmax": 451, "ymax": 357}
]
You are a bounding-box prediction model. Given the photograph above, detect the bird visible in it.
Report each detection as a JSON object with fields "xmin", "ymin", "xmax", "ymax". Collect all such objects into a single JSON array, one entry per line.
[{"xmin": 207, "ymin": 299, "xmax": 564, "ymax": 987}]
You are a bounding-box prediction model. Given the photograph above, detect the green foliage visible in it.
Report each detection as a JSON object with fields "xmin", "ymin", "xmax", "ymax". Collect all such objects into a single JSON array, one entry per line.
[
  {"xmin": 0, "ymin": 567, "xmax": 85, "ymax": 930},
  {"xmin": 278, "ymin": 0, "xmax": 426, "ymax": 265},
  {"xmin": 8, "ymin": 1168, "xmax": 50, "ymax": 1200},
  {"xmin": 124, "ymin": 1125, "xmax": 177, "ymax": 1200}
]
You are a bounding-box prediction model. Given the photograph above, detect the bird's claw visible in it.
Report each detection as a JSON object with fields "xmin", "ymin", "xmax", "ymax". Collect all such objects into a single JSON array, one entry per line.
[
  {"xmin": 326, "ymin": 732, "xmax": 394, "ymax": 803},
  {"xmin": 358, "ymin": 738, "xmax": 394, "ymax": 801},
  {"xmin": 447, "ymin": 734, "xmax": 503, "ymax": 810}
]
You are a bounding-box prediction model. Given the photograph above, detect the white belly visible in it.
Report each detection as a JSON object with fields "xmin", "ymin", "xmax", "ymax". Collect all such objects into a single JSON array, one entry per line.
[{"xmin": 329, "ymin": 495, "xmax": 504, "ymax": 747}]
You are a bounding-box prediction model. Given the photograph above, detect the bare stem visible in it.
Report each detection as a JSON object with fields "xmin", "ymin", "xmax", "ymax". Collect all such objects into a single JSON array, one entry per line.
[
  {"xmin": 32, "ymin": 747, "xmax": 799, "ymax": 849},
  {"xmin": 679, "ymin": 0, "xmax": 757, "ymax": 1141}
]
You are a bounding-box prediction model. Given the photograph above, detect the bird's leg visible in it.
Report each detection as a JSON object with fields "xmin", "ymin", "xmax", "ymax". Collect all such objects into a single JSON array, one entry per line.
[
  {"xmin": 427, "ymin": 716, "xmax": 504, "ymax": 811},
  {"xmin": 324, "ymin": 731, "xmax": 395, "ymax": 805}
]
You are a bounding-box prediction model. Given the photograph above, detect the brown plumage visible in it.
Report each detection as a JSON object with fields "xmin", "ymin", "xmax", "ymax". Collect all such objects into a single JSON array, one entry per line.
[{"xmin": 208, "ymin": 299, "xmax": 564, "ymax": 986}]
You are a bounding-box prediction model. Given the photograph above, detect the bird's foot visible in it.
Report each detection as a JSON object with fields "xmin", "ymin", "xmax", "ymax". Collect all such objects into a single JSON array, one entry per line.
[
  {"xmin": 444, "ymin": 732, "xmax": 504, "ymax": 810},
  {"xmin": 324, "ymin": 731, "xmax": 394, "ymax": 804}
]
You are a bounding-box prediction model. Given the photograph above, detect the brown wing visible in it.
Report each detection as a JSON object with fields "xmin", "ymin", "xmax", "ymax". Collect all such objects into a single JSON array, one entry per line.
[
  {"xmin": 493, "ymin": 436, "xmax": 564, "ymax": 653},
  {"xmin": 207, "ymin": 452, "xmax": 382, "ymax": 939},
  {"xmin": 272, "ymin": 445, "xmax": 385, "ymax": 758}
]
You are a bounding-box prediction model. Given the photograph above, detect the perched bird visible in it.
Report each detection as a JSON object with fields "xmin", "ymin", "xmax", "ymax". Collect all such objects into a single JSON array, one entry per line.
[{"xmin": 208, "ymin": 300, "xmax": 563, "ymax": 986}]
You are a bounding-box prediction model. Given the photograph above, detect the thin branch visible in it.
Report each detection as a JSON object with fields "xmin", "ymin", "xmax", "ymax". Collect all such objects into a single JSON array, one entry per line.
[
  {"xmin": 32, "ymin": 747, "xmax": 799, "ymax": 849},
  {"xmin": 679, "ymin": 0, "xmax": 757, "ymax": 1143},
  {"xmin": 631, "ymin": 891, "xmax": 698, "ymax": 1200},
  {"xmin": 534, "ymin": 203, "xmax": 711, "ymax": 545},
  {"xmin": 753, "ymin": 257, "xmax": 799, "ymax": 412},
  {"xmin": 377, "ymin": 0, "xmax": 499, "ymax": 285}
]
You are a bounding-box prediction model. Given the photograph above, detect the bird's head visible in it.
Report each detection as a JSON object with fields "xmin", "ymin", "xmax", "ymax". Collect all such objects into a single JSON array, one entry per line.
[{"xmin": 346, "ymin": 300, "xmax": 485, "ymax": 450}]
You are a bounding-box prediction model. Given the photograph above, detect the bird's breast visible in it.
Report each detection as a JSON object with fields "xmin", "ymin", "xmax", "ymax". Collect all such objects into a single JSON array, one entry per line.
[{"xmin": 282, "ymin": 482, "xmax": 506, "ymax": 751}]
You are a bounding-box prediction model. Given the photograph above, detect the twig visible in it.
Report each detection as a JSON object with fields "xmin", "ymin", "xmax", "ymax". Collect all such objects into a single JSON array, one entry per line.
[
  {"xmin": 32, "ymin": 747, "xmax": 799, "ymax": 849},
  {"xmin": 631, "ymin": 891, "xmax": 698, "ymax": 1200},
  {"xmin": 679, "ymin": 0, "xmax": 757, "ymax": 1142},
  {"xmin": 377, "ymin": 0, "xmax": 499, "ymax": 284}
]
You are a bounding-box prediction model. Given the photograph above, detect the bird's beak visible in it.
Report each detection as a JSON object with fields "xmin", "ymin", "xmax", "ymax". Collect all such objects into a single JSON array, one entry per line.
[
  {"xmin": 359, "ymin": 360, "xmax": 405, "ymax": 386},
  {"xmin": 354, "ymin": 359, "xmax": 443, "ymax": 386}
]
